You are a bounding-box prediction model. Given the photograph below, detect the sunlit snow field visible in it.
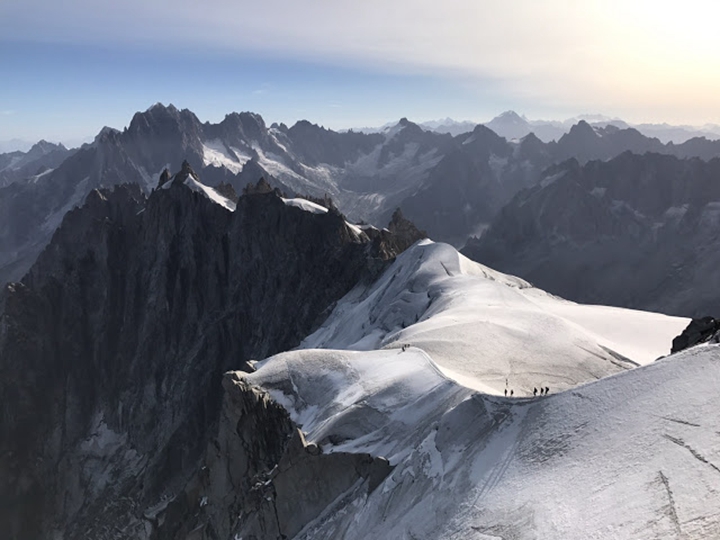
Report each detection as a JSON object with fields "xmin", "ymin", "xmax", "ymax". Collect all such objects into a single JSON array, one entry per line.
[{"xmin": 230, "ymin": 232, "xmax": 720, "ymax": 539}]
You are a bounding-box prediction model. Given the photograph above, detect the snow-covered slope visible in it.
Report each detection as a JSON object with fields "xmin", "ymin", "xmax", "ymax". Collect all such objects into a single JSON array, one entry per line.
[
  {"xmin": 301, "ymin": 240, "xmax": 687, "ymax": 395},
  {"xmin": 237, "ymin": 242, "xmax": 714, "ymax": 539},
  {"xmin": 246, "ymin": 343, "xmax": 720, "ymax": 539},
  {"xmin": 162, "ymin": 162, "xmax": 237, "ymax": 211}
]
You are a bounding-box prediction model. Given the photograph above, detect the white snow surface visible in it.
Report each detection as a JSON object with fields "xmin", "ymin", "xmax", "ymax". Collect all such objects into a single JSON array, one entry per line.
[
  {"xmin": 43, "ymin": 176, "xmax": 90, "ymax": 232},
  {"xmin": 246, "ymin": 344, "xmax": 720, "ymax": 539},
  {"xmin": 281, "ymin": 198, "xmax": 329, "ymax": 214},
  {"xmin": 300, "ymin": 240, "xmax": 687, "ymax": 395},
  {"xmin": 202, "ymin": 139, "xmax": 250, "ymax": 174},
  {"xmin": 29, "ymin": 167, "xmax": 54, "ymax": 183},
  {"xmin": 281, "ymin": 197, "xmax": 367, "ymax": 238},
  {"xmin": 162, "ymin": 172, "xmax": 236, "ymax": 211},
  {"xmin": 237, "ymin": 241, "xmax": 704, "ymax": 538}
]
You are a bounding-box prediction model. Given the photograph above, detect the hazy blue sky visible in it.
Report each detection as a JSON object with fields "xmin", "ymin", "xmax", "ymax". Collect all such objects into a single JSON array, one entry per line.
[{"xmin": 2, "ymin": 0, "xmax": 719, "ymax": 144}]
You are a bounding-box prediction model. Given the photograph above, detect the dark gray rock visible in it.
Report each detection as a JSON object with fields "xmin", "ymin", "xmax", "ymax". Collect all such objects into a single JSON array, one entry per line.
[
  {"xmin": 202, "ymin": 375, "xmax": 394, "ymax": 540},
  {"xmin": 0, "ymin": 166, "xmax": 399, "ymax": 540},
  {"xmin": 671, "ymin": 317, "xmax": 720, "ymax": 353}
]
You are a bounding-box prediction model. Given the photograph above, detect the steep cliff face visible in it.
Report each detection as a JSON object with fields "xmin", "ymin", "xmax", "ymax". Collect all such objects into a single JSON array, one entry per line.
[
  {"xmin": 0, "ymin": 173, "xmax": 396, "ymax": 539},
  {"xmin": 168, "ymin": 373, "xmax": 393, "ymax": 540}
]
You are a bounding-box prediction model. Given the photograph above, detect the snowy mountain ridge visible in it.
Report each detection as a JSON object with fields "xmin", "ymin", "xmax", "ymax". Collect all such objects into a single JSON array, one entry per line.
[
  {"xmin": 239, "ymin": 342, "xmax": 720, "ymax": 539},
  {"xmin": 221, "ymin": 240, "xmax": 716, "ymax": 539},
  {"xmin": 5, "ymin": 102, "xmax": 720, "ymax": 306},
  {"xmin": 300, "ymin": 240, "xmax": 687, "ymax": 394}
]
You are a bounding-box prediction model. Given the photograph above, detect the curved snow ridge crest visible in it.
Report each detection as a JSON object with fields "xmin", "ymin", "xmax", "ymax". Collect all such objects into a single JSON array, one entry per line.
[
  {"xmin": 300, "ymin": 239, "xmax": 688, "ymax": 396},
  {"xmin": 247, "ymin": 347, "xmax": 472, "ymax": 460},
  {"xmin": 300, "ymin": 240, "xmax": 532, "ymax": 352},
  {"xmin": 398, "ymin": 239, "xmax": 531, "ymax": 289}
]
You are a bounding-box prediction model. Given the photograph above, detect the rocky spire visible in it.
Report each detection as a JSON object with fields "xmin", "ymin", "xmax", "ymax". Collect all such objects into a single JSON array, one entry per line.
[
  {"xmin": 157, "ymin": 168, "xmax": 171, "ymax": 188},
  {"xmin": 243, "ymin": 177, "xmax": 274, "ymax": 195},
  {"xmin": 171, "ymin": 159, "xmax": 198, "ymax": 186},
  {"xmin": 387, "ymin": 208, "xmax": 427, "ymax": 251}
]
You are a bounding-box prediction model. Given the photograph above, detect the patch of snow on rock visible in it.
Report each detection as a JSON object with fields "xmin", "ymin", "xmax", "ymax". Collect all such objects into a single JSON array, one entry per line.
[
  {"xmin": 202, "ymin": 140, "xmax": 249, "ymax": 174},
  {"xmin": 281, "ymin": 198, "xmax": 329, "ymax": 214}
]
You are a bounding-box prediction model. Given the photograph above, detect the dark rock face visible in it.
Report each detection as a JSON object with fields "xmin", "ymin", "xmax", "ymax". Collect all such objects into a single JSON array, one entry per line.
[
  {"xmin": 0, "ymin": 172, "xmax": 397, "ymax": 539},
  {"xmin": 399, "ymin": 125, "xmax": 544, "ymax": 245},
  {"xmin": 179, "ymin": 374, "xmax": 393, "ymax": 540},
  {"xmin": 463, "ymin": 153, "xmax": 720, "ymax": 316},
  {"xmin": 671, "ymin": 317, "xmax": 720, "ymax": 354},
  {"xmin": 285, "ymin": 120, "xmax": 384, "ymax": 167},
  {"xmin": 157, "ymin": 168, "xmax": 171, "ymax": 188},
  {"xmin": 375, "ymin": 208, "xmax": 428, "ymax": 257},
  {"xmin": 243, "ymin": 176, "xmax": 276, "ymax": 196}
]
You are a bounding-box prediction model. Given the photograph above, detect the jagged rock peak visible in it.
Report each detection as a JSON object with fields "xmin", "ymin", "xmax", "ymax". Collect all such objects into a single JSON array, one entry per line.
[
  {"xmin": 671, "ymin": 317, "xmax": 720, "ymax": 354},
  {"xmin": 567, "ymin": 120, "xmax": 597, "ymax": 137},
  {"xmin": 291, "ymin": 119, "xmax": 318, "ymax": 129},
  {"xmin": 215, "ymin": 182, "xmax": 239, "ymax": 203},
  {"xmin": 223, "ymin": 111, "xmax": 266, "ymax": 130},
  {"xmin": 520, "ymin": 132, "xmax": 542, "ymax": 144},
  {"xmin": 389, "ymin": 117, "xmax": 424, "ymax": 137},
  {"xmin": 171, "ymin": 159, "xmax": 199, "ymax": 185},
  {"xmin": 28, "ymin": 140, "xmax": 66, "ymax": 154},
  {"xmin": 146, "ymin": 102, "xmax": 179, "ymax": 114},
  {"xmin": 388, "ymin": 208, "xmax": 427, "ymax": 247},
  {"xmin": 157, "ymin": 168, "xmax": 171, "ymax": 188},
  {"xmin": 93, "ymin": 126, "xmax": 121, "ymax": 144},
  {"xmin": 243, "ymin": 177, "xmax": 274, "ymax": 195},
  {"xmin": 472, "ymin": 123, "xmax": 503, "ymax": 136},
  {"xmin": 363, "ymin": 208, "xmax": 428, "ymax": 260},
  {"xmin": 127, "ymin": 102, "xmax": 198, "ymax": 136}
]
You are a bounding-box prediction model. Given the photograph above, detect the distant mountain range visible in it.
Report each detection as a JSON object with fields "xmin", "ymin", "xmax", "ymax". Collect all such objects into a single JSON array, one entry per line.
[
  {"xmin": 4, "ymin": 104, "xmax": 720, "ymax": 316},
  {"xmin": 0, "ymin": 140, "xmax": 74, "ymax": 187},
  {"xmin": 481, "ymin": 111, "xmax": 720, "ymax": 144},
  {"xmin": 355, "ymin": 111, "xmax": 720, "ymax": 144},
  {"xmin": 463, "ymin": 151, "xmax": 720, "ymax": 316}
]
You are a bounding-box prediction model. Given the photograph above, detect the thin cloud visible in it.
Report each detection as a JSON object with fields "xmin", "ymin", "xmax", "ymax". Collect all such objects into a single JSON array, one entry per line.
[{"xmin": 2, "ymin": 0, "xmax": 719, "ymax": 123}]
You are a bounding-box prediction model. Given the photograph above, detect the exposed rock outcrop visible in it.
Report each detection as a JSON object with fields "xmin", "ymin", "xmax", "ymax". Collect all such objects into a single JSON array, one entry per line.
[
  {"xmin": 176, "ymin": 373, "xmax": 393, "ymax": 540},
  {"xmin": 387, "ymin": 208, "xmax": 427, "ymax": 251},
  {"xmin": 671, "ymin": 316, "xmax": 720, "ymax": 353},
  {"xmin": 242, "ymin": 176, "xmax": 275, "ymax": 195},
  {"xmin": 157, "ymin": 168, "xmax": 171, "ymax": 188},
  {"xmin": 0, "ymin": 165, "xmax": 402, "ymax": 540}
]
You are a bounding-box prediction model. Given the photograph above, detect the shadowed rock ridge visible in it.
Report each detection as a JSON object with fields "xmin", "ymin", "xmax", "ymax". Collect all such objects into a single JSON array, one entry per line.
[
  {"xmin": 0, "ymin": 166, "xmax": 411, "ymax": 539},
  {"xmin": 463, "ymin": 153, "xmax": 720, "ymax": 316}
]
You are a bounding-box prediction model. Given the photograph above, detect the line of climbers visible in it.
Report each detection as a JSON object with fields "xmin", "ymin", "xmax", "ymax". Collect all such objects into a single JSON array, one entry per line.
[{"xmin": 503, "ymin": 386, "xmax": 550, "ymax": 397}]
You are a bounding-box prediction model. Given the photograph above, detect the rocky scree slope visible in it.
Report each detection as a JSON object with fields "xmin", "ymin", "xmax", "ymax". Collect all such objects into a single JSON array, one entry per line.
[{"xmin": 0, "ymin": 167, "xmax": 420, "ymax": 539}]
